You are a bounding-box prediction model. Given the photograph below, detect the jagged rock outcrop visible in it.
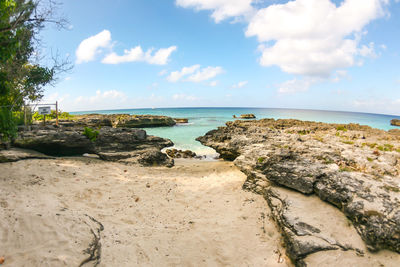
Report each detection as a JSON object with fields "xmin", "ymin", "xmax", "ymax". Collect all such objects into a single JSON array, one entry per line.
[
  {"xmin": 173, "ymin": 118, "xmax": 189, "ymax": 123},
  {"xmin": 11, "ymin": 126, "xmax": 174, "ymax": 167},
  {"xmin": 391, "ymin": 119, "xmax": 400, "ymax": 127},
  {"xmin": 197, "ymin": 118, "xmax": 400, "ymax": 265},
  {"xmin": 165, "ymin": 148, "xmax": 199, "ymax": 159},
  {"xmin": 240, "ymin": 114, "xmax": 256, "ymax": 119},
  {"xmin": 39, "ymin": 114, "xmax": 176, "ymax": 128},
  {"xmin": 0, "ymin": 148, "xmax": 53, "ymax": 163}
]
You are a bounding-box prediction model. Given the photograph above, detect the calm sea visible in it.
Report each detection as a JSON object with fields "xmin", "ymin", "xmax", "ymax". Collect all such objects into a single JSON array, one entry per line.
[{"xmin": 71, "ymin": 107, "xmax": 400, "ymax": 155}]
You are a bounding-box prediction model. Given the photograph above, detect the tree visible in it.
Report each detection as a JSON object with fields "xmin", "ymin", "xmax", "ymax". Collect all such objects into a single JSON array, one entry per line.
[{"xmin": 0, "ymin": 0, "xmax": 70, "ymax": 140}]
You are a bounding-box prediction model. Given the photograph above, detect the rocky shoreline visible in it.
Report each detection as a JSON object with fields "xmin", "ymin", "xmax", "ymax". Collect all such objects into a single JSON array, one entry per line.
[
  {"xmin": 1, "ymin": 114, "xmax": 178, "ymax": 167},
  {"xmin": 197, "ymin": 118, "xmax": 400, "ymax": 266}
]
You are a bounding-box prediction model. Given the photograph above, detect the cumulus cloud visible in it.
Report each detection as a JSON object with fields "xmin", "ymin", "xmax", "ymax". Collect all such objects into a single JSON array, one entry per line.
[
  {"xmin": 186, "ymin": 66, "xmax": 224, "ymax": 82},
  {"xmin": 88, "ymin": 90, "xmax": 126, "ymax": 103},
  {"xmin": 246, "ymin": 0, "xmax": 389, "ymax": 77},
  {"xmin": 102, "ymin": 46, "xmax": 177, "ymax": 65},
  {"xmin": 167, "ymin": 65, "xmax": 200, "ymax": 82},
  {"xmin": 332, "ymin": 70, "xmax": 351, "ymax": 82},
  {"xmin": 172, "ymin": 94, "xmax": 199, "ymax": 101},
  {"xmin": 277, "ymin": 78, "xmax": 318, "ymax": 94},
  {"xmin": 209, "ymin": 81, "xmax": 218, "ymax": 87},
  {"xmin": 175, "ymin": 0, "xmax": 255, "ymax": 22},
  {"xmin": 167, "ymin": 65, "xmax": 224, "ymax": 82},
  {"xmin": 231, "ymin": 81, "xmax": 248, "ymax": 88},
  {"xmin": 353, "ymin": 97, "xmax": 400, "ymax": 115},
  {"xmin": 178, "ymin": 0, "xmax": 391, "ymax": 78},
  {"xmin": 158, "ymin": 69, "xmax": 168, "ymax": 76},
  {"xmin": 359, "ymin": 42, "xmax": 378, "ymax": 58},
  {"xmin": 76, "ymin": 30, "xmax": 112, "ymax": 64},
  {"xmin": 76, "ymin": 30, "xmax": 177, "ymax": 65}
]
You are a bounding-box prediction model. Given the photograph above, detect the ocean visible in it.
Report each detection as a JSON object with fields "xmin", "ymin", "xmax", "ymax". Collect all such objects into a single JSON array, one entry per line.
[{"xmin": 71, "ymin": 107, "xmax": 400, "ymax": 155}]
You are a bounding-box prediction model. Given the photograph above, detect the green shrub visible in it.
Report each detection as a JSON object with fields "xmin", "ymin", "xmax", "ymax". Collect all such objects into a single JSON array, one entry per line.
[
  {"xmin": 32, "ymin": 110, "xmax": 74, "ymax": 121},
  {"xmin": 257, "ymin": 157, "xmax": 265, "ymax": 163},
  {"xmin": 83, "ymin": 127, "xmax": 99, "ymax": 142},
  {"xmin": 12, "ymin": 111, "xmax": 27, "ymax": 126},
  {"xmin": 0, "ymin": 108, "xmax": 17, "ymax": 141},
  {"xmin": 336, "ymin": 126, "xmax": 347, "ymax": 131}
]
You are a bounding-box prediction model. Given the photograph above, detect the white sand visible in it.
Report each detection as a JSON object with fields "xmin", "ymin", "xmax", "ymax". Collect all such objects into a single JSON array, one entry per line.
[{"xmin": 0, "ymin": 158, "xmax": 289, "ymax": 266}]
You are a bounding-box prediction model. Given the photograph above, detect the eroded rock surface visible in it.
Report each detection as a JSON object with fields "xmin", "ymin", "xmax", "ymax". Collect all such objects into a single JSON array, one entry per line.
[
  {"xmin": 173, "ymin": 118, "xmax": 189, "ymax": 123},
  {"xmin": 57, "ymin": 114, "xmax": 176, "ymax": 128},
  {"xmin": 11, "ymin": 126, "xmax": 173, "ymax": 167},
  {"xmin": 165, "ymin": 148, "xmax": 199, "ymax": 159},
  {"xmin": 391, "ymin": 119, "xmax": 400, "ymax": 127},
  {"xmin": 197, "ymin": 118, "xmax": 400, "ymax": 265},
  {"xmin": 0, "ymin": 148, "xmax": 53, "ymax": 163}
]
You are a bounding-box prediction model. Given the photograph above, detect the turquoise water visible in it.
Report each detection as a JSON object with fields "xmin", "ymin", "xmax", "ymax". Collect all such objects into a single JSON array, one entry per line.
[{"xmin": 72, "ymin": 107, "xmax": 400, "ymax": 155}]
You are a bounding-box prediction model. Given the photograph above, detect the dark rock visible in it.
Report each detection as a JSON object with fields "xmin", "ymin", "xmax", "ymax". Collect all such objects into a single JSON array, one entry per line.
[
  {"xmin": 12, "ymin": 126, "xmax": 174, "ymax": 167},
  {"xmin": 37, "ymin": 114, "xmax": 177, "ymax": 128},
  {"xmin": 240, "ymin": 114, "xmax": 256, "ymax": 119},
  {"xmin": 173, "ymin": 118, "xmax": 189, "ymax": 123},
  {"xmin": 137, "ymin": 149, "xmax": 174, "ymax": 167},
  {"xmin": 391, "ymin": 119, "xmax": 400, "ymax": 127},
  {"xmin": 13, "ymin": 128, "xmax": 95, "ymax": 156},
  {"xmin": 165, "ymin": 148, "xmax": 198, "ymax": 158},
  {"xmin": 0, "ymin": 148, "xmax": 53, "ymax": 163}
]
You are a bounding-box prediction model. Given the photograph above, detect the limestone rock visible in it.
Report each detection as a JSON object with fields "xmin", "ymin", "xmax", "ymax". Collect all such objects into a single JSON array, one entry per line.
[
  {"xmin": 240, "ymin": 114, "xmax": 256, "ymax": 119},
  {"xmin": 391, "ymin": 119, "xmax": 400, "ymax": 127},
  {"xmin": 13, "ymin": 128, "xmax": 95, "ymax": 156},
  {"xmin": 173, "ymin": 118, "xmax": 189, "ymax": 123},
  {"xmin": 198, "ymin": 118, "xmax": 400, "ymax": 264},
  {"xmin": 0, "ymin": 148, "xmax": 53, "ymax": 163},
  {"xmin": 165, "ymin": 148, "xmax": 198, "ymax": 158},
  {"xmin": 12, "ymin": 126, "xmax": 174, "ymax": 167},
  {"xmin": 38, "ymin": 114, "xmax": 177, "ymax": 128}
]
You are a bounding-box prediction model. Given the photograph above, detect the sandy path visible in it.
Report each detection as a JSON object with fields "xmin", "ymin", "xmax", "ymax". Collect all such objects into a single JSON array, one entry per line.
[{"xmin": 0, "ymin": 158, "xmax": 289, "ymax": 266}]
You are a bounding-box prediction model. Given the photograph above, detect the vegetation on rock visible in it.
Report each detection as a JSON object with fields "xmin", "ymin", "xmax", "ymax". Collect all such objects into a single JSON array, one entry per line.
[{"xmin": 83, "ymin": 127, "xmax": 99, "ymax": 142}]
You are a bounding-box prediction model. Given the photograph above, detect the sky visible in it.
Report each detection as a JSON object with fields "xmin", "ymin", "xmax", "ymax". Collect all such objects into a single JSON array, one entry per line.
[{"xmin": 40, "ymin": 0, "xmax": 400, "ymax": 115}]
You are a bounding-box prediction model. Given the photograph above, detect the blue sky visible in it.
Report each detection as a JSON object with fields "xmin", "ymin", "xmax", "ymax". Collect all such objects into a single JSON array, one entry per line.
[{"xmin": 40, "ymin": 0, "xmax": 400, "ymax": 115}]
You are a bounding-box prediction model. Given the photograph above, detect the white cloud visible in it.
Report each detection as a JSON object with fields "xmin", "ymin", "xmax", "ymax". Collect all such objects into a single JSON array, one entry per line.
[
  {"xmin": 186, "ymin": 66, "xmax": 224, "ymax": 82},
  {"xmin": 147, "ymin": 82, "xmax": 159, "ymax": 90},
  {"xmin": 167, "ymin": 65, "xmax": 200, "ymax": 82},
  {"xmin": 245, "ymin": 0, "xmax": 389, "ymax": 77},
  {"xmin": 172, "ymin": 94, "xmax": 199, "ymax": 101},
  {"xmin": 353, "ymin": 98, "xmax": 400, "ymax": 115},
  {"xmin": 359, "ymin": 42, "xmax": 377, "ymax": 58},
  {"xmin": 209, "ymin": 81, "xmax": 218, "ymax": 87},
  {"xmin": 231, "ymin": 81, "xmax": 248, "ymax": 88},
  {"xmin": 76, "ymin": 30, "xmax": 176, "ymax": 65},
  {"xmin": 178, "ymin": 0, "xmax": 392, "ymax": 78},
  {"xmin": 277, "ymin": 78, "xmax": 317, "ymax": 94},
  {"xmin": 159, "ymin": 69, "xmax": 168, "ymax": 76},
  {"xmin": 167, "ymin": 65, "xmax": 224, "ymax": 82},
  {"xmin": 175, "ymin": 0, "xmax": 255, "ymax": 23},
  {"xmin": 76, "ymin": 30, "xmax": 112, "ymax": 64},
  {"xmin": 332, "ymin": 70, "xmax": 350, "ymax": 82},
  {"xmin": 102, "ymin": 46, "xmax": 177, "ymax": 65},
  {"xmin": 88, "ymin": 90, "xmax": 126, "ymax": 103},
  {"xmin": 40, "ymin": 92, "xmax": 70, "ymax": 105}
]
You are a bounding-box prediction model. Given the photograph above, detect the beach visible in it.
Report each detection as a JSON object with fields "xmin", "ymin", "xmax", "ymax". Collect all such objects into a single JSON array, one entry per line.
[{"xmin": 0, "ymin": 157, "xmax": 288, "ymax": 266}]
